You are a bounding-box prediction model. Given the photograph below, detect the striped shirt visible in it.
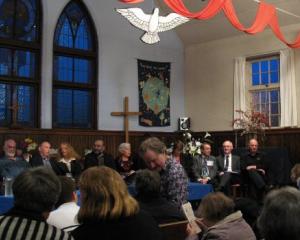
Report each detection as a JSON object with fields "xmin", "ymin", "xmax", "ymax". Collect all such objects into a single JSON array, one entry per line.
[{"xmin": 0, "ymin": 215, "xmax": 73, "ymax": 240}]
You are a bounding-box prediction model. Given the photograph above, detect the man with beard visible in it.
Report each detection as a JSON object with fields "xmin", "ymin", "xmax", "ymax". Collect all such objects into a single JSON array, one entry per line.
[{"xmin": 84, "ymin": 139, "xmax": 116, "ymax": 170}]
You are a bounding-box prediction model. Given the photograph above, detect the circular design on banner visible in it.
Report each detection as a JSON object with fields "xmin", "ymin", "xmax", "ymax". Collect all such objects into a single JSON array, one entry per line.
[{"xmin": 142, "ymin": 76, "xmax": 169, "ymax": 115}]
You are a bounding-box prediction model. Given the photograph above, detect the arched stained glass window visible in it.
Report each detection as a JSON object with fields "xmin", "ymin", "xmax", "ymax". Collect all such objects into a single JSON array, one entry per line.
[
  {"xmin": 0, "ymin": 0, "xmax": 41, "ymax": 127},
  {"xmin": 53, "ymin": 1, "xmax": 97, "ymax": 128}
]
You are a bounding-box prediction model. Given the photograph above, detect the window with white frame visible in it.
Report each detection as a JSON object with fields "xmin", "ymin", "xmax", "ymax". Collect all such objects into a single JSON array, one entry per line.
[{"xmin": 246, "ymin": 56, "xmax": 280, "ymax": 127}]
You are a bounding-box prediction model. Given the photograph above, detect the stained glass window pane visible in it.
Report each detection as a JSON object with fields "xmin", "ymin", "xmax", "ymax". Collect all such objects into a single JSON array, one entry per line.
[
  {"xmin": 73, "ymin": 90, "xmax": 91, "ymax": 127},
  {"xmin": 15, "ymin": 0, "xmax": 37, "ymax": 42},
  {"xmin": 16, "ymin": 85, "xmax": 35, "ymax": 126},
  {"xmin": 74, "ymin": 58, "xmax": 92, "ymax": 83},
  {"xmin": 54, "ymin": 2, "xmax": 93, "ymax": 50},
  {"xmin": 0, "ymin": 0, "xmax": 14, "ymax": 39},
  {"xmin": 0, "ymin": 83, "xmax": 11, "ymax": 126},
  {"xmin": 74, "ymin": 19, "xmax": 91, "ymax": 50},
  {"xmin": 57, "ymin": 16, "xmax": 73, "ymax": 48},
  {"xmin": 0, "ymin": 48, "xmax": 12, "ymax": 76},
  {"xmin": 55, "ymin": 56, "xmax": 73, "ymax": 82},
  {"xmin": 54, "ymin": 88, "xmax": 73, "ymax": 126},
  {"xmin": 14, "ymin": 50, "xmax": 35, "ymax": 78}
]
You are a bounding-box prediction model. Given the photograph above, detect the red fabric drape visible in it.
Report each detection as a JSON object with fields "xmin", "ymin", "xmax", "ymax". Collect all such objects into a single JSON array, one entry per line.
[
  {"xmin": 119, "ymin": 0, "xmax": 300, "ymax": 48},
  {"xmin": 119, "ymin": 0, "xmax": 143, "ymax": 3}
]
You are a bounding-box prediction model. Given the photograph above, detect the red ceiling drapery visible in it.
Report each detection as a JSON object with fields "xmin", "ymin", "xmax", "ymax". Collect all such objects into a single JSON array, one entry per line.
[{"xmin": 119, "ymin": 0, "xmax": 300, "ymax": 48}]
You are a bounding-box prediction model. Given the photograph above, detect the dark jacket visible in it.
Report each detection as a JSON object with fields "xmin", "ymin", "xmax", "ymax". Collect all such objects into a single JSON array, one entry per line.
[
  {"xmin": 216, "ymin": 154, "xmax": 240, "ymax": 174},
  {"xmin": 84, "ymin": 152, "xmax": 116, "ymax": 170},
  {"xmin": 201, "ymin": 211, "xmax": 256, "ymax": 240},
  {"xmin": 241, "ymin": 151, "xmax": 267, "ymax": 171},
  {"xmin": 30, "ymin": 153, "xmax": 63, "ymax": 175},
  {"xmin": 71, "ymin": 210, "xmax": 162, "ymax": 240},
  {"xmin": 58, "ymin": 159, "xmax": 82, "ymax": 182},
  {"xmin": 137, "ymin": 196, "xmax": 185, "ymax": 224}
]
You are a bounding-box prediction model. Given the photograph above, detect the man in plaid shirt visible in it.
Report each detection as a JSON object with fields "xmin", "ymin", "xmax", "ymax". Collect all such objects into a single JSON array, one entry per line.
[{"xmin": 139, "ymin": 137, "xmax": 188, "ymax": 207}]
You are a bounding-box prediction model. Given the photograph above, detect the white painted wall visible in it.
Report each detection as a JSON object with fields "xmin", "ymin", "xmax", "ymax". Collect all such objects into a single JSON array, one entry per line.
[
  {"xmin": 185, "ymin": 24, "xmax": 300, "ymax": 132},
  {"xmin": 40, "ymin": 0, "xmax": 185, "ymax": 131}
]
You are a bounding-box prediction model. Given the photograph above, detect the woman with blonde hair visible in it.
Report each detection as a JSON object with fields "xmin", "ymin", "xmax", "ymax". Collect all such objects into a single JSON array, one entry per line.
[
  {"xmin": 71, "ymin": 166, "xmax": 162, "ymax": 240},
  {"xmin": 58, "ymin": 142, "xmax": 82, "ymax": 182}
]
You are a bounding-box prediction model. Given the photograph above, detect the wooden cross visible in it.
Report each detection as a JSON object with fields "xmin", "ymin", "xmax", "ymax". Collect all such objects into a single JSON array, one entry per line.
[
  {"xmin": 8, "ymin": 101, "xmax": 23, "ymax": 128},
  {"xmin": 111, "ymin": 96, "xmax": 142, "ymax": 143}
]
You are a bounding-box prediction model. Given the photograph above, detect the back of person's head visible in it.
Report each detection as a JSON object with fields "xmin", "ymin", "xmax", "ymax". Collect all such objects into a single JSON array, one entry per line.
[
  {"xmin": 135, "ymin": 169, "xmax": 161, "ymax": 199},
  {"xmin": 234, "ymin": 197, "xmax": 260, "ymax": 227},
  {"xmin": 258, "ymin": 187, "xmax": 300, "ymax": 240},
  {"xmin": 77, "ymin": 166, "xmax": 139, "ymax": 222},
  {"xmin": 196, "ymin": 192, "xmax": 235, "ymax": 225},
  {"xmin": 13, "ymin": 167, "xmax": 61, "ymax": 213},
  {"xmin": 55, "ymin": 176, "xmax": 76, "ymax": 208}
]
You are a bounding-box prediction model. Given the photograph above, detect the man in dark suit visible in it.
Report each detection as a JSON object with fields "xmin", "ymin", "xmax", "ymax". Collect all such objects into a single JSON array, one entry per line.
[
  {"xmin": 84, "ymin": 139, "xmax": 116, "ymax": 170},
  {"xmin": 216, "ymin": 140, "xmax": 240, "ymax": 195},
  {"xmin": 30, "ymin": 141, "xmax": 62, "ymax": 175}
]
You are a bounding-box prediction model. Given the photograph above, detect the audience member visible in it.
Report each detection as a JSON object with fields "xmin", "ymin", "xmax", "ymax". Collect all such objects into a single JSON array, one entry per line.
[
  {"xmin": 115, "ymin": 143, "xmax": 138, "ymax": 184},
  {"xmin": 84, "ymin": 139, "xmax": 116, "ymax": 170},
  {"xmin": 258, "ymin": 187, "xmax": 300, "ymax": 240},
  {"xmin": 170, "ymin": 140, "xmax": 184, "ymax": 164},
  {"xmin": 30, "ymin": 141, "xmax": 63, "ymax": 175},
  {"xmin": 47, "ymin": 176, "xmax": 80, "ymax": 232},
  {"xmin": 192, "ymin": 142, "xmax": 217, "ymax": 185},
  {"xmin": 216, "ymin": 140, "xmax": 240, "ymax": 195},
  {"xmin": 58, "ymin": 142, "xmax": 82, "ymax": 182},
  {"xmin": 135, "ymin": 169, "xmax": 185, "ymax": 224},
  {"xmin": 171, "ymin": 140, "xmax": 194, "ymax": 180},
  {"xmin": 0, "ymin": 139, "xmax": 29, "ymax": 178},
  {"xmin": 241, "ymin": 139, "xmax": 267, "ymax": 201},
  {"xmin": 186, "ymin": 192, "xmax": 256, "ymax": 240},
  {"xmin": 71, "ymin": 166, "xmax": 162, "ymax": 240},
  {"xmin": 139, "ymin": 137, "xmax": 188, "ymax": 207},
  {"xmin": 290, "ymin": 163, "xmax": 300, "ymax": 190},
  {"xmin": 0, "ymin": 167, "xmax": 73, "ymax": 239}
]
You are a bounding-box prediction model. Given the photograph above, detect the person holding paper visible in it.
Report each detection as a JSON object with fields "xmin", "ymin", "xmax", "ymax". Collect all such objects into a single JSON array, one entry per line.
[
  {"xmin": 192, "ymin": 143, "xmax": 217, "ymax": 185},
  {"xmin": 186, "ymin": 192, "xmax": 256, "ymax": 240},
  {"xmin": 216, "ymin": 140, "xmax": 240, "ymax": 195},
  {"xmin": 241, "ymin": 138, "xmax": 267, "ymax": 202}
]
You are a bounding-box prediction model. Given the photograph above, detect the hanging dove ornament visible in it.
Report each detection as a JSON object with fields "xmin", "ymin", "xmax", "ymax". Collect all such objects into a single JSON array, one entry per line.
[{"xmin": 116, "ymin": 8, "xmax": 190, "ymax": 44}]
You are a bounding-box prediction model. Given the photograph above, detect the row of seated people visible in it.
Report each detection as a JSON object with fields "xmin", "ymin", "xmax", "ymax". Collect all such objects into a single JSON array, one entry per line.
[
  {"xmin": 0, "ymin": 139, "xmax": 146, "ymax": 185},
  {"xmin": 0, "ymin": 137, "xmax": 188, "ymax": 208},
  {"xmin": 1, "ymin": 162, "xmax": 300, "ymax": 240},
  {"xmin": 173, "ymin": 138, "xmax": 269, "ymax": 202}
]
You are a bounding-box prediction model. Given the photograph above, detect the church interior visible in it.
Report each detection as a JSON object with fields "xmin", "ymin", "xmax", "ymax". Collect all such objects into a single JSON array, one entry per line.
[{"xmin": 1, "ymin": 0, "xmax": 300, "ymax": 239}]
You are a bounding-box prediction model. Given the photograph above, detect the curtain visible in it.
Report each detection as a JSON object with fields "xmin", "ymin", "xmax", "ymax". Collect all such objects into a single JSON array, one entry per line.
[
  {"xmin": 280, "ymin": 49, "xmax": 298, "ymax": 127},
  {"xmin": 233, "ymin": 57, "xmax": 246, "ymax": 128}
]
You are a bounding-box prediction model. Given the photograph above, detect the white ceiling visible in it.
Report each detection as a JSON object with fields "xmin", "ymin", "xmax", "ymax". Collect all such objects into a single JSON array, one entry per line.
[{"xmin": 156, "ymin": 0, "xmax": 300, "ymax": 45}]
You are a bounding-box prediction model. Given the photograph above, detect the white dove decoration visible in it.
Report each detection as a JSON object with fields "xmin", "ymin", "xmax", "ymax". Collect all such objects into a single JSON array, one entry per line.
[{"xmin": 116, "ymin": 8, "xmax": 190, "ymax": 44}]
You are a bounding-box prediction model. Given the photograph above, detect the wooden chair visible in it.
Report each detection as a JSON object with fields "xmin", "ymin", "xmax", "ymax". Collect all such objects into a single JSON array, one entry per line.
[{"xmin": 159, "ymin": 220, "xmax": 189, "ymax": 240}]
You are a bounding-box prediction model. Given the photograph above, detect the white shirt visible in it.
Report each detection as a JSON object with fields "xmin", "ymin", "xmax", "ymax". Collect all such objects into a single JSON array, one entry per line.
[
  {"xmin": 224, "ymin": 154, "xmax": 232, "ymax": 172},
  {"xmin": 47, "ymin": 202, "xmax": 79, "ymax": 231}
]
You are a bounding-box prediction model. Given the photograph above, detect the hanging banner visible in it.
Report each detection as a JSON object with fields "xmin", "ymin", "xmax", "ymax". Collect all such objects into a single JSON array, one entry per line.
[{"xmin": 138, "ymin": 59, "xmax": 170, "ymax": 127}]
